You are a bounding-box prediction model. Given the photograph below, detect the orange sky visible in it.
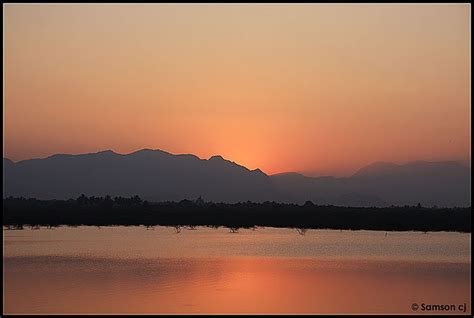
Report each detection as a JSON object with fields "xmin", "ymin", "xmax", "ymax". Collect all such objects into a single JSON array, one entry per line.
[{"xmin": 3, "ymin": 4, "xmax": 471, "ymax": 176}]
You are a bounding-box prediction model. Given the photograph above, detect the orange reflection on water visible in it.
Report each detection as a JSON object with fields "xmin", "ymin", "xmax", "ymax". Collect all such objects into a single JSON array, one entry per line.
[{"xmin": 4, "ymin": 256, "xmax": 470, "ymax": 314}]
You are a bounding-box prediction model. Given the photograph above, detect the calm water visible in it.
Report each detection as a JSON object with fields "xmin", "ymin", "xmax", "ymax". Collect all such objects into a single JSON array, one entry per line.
[{"xmin": 3, "ymin": 226, "xmax": 471, "ymax": 314}]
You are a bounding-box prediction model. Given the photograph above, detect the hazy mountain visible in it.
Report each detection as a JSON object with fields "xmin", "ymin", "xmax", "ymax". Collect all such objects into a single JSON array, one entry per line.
[
  {"xmin": 351, "ymin": 162, "xmax": 402, "ymax": 178},
  {"xmin": 3, "ymin": 150, "xmax": 471, "ymax": 207},
  {"xmin": 347, "ymin": 160, "xmax": 471, "ymax": 207},
  {"xmin": 3, "ymin": 149, "xmax": 277, "ymax": 203},
  {"xmin": 271, "ymin": 160, "xmax": 470, "ymax": 207},
  {"xmin": 269, "ymin": 173, "xmax": 389, "ymax": 207}
]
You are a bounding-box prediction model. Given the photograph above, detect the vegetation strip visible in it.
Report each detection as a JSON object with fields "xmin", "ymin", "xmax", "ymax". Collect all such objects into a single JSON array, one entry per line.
[{"xmin": 3, "ymin": 196, "xmax": 471, "ymax": 233}]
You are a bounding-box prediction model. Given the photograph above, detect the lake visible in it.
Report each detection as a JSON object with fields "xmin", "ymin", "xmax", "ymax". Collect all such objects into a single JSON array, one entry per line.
[{"xmin": 3, "ymin": 226, "xmax": 471, "ymax": 314}]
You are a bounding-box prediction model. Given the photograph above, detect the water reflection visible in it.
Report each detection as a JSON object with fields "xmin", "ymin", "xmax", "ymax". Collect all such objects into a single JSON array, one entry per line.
[{"xmin": 3, "ymin": 227, "xmax": 471, "ymax": 314}]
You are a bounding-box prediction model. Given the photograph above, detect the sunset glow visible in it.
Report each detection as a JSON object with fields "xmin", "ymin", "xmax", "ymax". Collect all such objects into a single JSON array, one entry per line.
[{"xmin": 4, "ymin": 4, "xmax": 470, "ymax": 176}]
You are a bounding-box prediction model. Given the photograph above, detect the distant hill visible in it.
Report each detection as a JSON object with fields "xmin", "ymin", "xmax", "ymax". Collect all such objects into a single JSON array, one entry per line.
[
  {"xmin": 3, "ymin": 149, "xmax": 276, "ymax": 203},
  {"xmin": 347, "ymin": 160, "xmax": 471, "ymax": 207},
  {"xmin": 269, "ymin": 172, "xmax": 390, "ymax": 207},
  {"xmin": 3, "ymin": 149, "xmax": 471, "ymax": 207},
  {"xmin": 271, "ymin": 161, "xmax": 470, "ymax": 207},
  {"xmin": 351, "ymin": 162, "xmax": 402, "ymax": 178}
]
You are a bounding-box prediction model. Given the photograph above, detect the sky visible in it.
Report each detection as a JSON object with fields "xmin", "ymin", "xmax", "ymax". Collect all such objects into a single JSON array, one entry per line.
[{"xmin": 3, "ymin": 4, "xmax": 471, "ymax": 176}]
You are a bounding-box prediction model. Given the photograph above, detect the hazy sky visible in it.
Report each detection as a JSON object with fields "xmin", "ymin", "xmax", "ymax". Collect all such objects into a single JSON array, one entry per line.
[{"xmin": 4, "ymin": 4, "xmax": 471, "ymax": 176}]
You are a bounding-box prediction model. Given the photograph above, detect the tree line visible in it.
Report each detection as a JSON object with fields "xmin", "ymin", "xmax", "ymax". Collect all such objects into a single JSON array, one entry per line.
[{"xmin": 3, "ymin": 195, "xmax": 471, "ymax": 232}]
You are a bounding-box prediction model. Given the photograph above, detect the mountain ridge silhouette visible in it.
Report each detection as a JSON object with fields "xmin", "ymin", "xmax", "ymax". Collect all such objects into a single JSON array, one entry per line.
[{"xmin": 3, "ymin": 149, "xmax": 471, "ymax": 207}]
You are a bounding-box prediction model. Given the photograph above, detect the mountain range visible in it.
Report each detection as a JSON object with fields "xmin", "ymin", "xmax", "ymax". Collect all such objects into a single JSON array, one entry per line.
[{"xmin": 3, "ymin": 149, "xmax": 471, "ymax": 207}]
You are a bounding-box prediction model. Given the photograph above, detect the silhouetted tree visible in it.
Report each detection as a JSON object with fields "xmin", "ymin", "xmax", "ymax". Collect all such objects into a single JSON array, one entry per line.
[
  {"xmin": 2, "ymin": 196, "xmax": 471, "ymax": 232},
  {"xmin": 77, "ymin": 194, "xmax": 87, "ymax": 206},
  {"xmin": 131, "ymin": 195, "xmax": 142, "ymax": 205},
  {"xmin": 229, "ymin": 227, "xmax": 239, "ymax": 233}
]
